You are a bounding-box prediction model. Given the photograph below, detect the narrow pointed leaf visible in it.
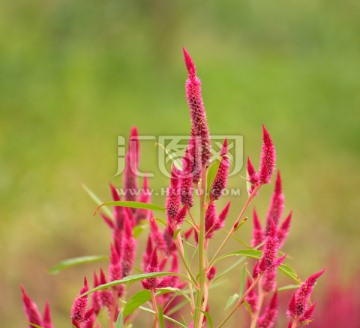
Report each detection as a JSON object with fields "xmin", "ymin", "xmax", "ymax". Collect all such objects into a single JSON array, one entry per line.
[
  {"xmin": 278, "ymin": 284, "xmax": 301, "ymax": 291},
  {"xmin": 124, "ymin": 290, "xmax": 151, "ymax": 317},
  {"xmin": 49, "ymin": 255, "xmax": 108, "ymax": 274},
  {"xmin": 158, "ymin": 305, "xmax": 165, "ymax": 328},
  {"xmin": 239, "ymin": 266, "xmax": 247, "ymax": 297},
  {"xmin": 206, "ymin": 159, "xmax": 221, "ymax": 199},
  {"xmin": 115, "ymin": 311, "xmax": 124, "ymax": 328},
  {"xmin": 82, "ymin": 184, "xmax": 113, "ymax": 217},
  {"xmin": 225, "ymin": 293, "xmax": 239, "ymax": 310}
]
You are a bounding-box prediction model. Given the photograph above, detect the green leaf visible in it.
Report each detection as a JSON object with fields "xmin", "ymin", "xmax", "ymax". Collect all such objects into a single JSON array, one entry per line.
[
  {"xmin": 82, "ymin": 184, "xmax": 113, "ymax": 217},
  {"xmin": 133, "ymin": 224, "xmax": 147, "ymax": 238},
  {"xmin": 243, "ymin": 300, "xmax": 253, "ymax": 315},
  {"xmin": 278, "ymin": 284, "xmax": 301, "ymax": 291},
  {"xmin": 214, "ymin": 257, "xmax": 247, "ymax": 282},
  {"xmin": 206, "ymin": 158, "xmax": 221, "ymax": 199},
  {"xmin": 157, "ymin": 287, "xmax": 192, "ymax": 305},
  {"xmin": 198, "ymin": 309, "xmax": 213, "ymax": 328},
  {"xmin": 239, "ymin": 265, "xmax": 247, "ymax": 297},
  {"xmin": 94, "ymin": 201, "xmax": 165, "ymax": 215},
  {"xmin": 82, "ymin": 272, "xmax": 191, "ymax": 296},
  {"xmin": 278, "ymin": 263, "xmax": 301, "ymax": 283},
  {"xmin": 115, "ymin": 311, "xmax": 124, "ymax": 328},
  {"xmin": 124, "ymin": 290, "xmax": 151, "ymax": 317},
  {"xmin": 49, "ymin": 255, "xmax": 108, "ymax": 274},
  {"xmin": 29, "ymin": 324, "xmax": 43, "ymax": 328},
  {"xmin": 173, "ymin": 229, "xmax": 181, "ymax": 240},
  {"xmin": 224, "ymin": 293, "xmax": 239, "ymax": 310},
  {"xmin": 158, "ymin": 305, "xmax": 165, "ymax": 328},
  {"xmin": 213, "ymin": 249, "xmax": 262, "ymax": 265}
]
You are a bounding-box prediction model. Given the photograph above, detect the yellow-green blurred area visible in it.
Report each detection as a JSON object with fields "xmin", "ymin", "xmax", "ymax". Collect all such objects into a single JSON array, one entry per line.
[{"xmin": 1, "ymin": 0, "xmax": 359, "ymax": 326}]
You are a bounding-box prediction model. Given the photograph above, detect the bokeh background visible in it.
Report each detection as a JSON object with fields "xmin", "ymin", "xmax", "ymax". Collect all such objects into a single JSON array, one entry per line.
[{"xmin": 1, "ymin": 0, "xmax": 359, "ymax": 326}]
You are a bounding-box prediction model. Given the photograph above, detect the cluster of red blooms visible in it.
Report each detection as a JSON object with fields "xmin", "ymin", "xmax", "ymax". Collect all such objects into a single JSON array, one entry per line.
[{"xmin": 21, "ymin": 48, "xmax": 325, "ymax": 328}]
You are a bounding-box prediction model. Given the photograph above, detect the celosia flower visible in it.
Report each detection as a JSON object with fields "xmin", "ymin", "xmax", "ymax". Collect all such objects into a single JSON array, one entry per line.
[
  {"xmin": 251, "ymin": 208, "xmax": 265, "ymax": 248},
  {"xmin": 210, "ymin": 138, "xmax": 229, "ymax": 201},
  {"xmin": 109, "ymin": 244, "xmax": 124, "ymax": 297},
  {"xmin": 91, "ymin": 272, "xmax": 102, "ymax": 315},
  {"xmin": 71, "ymin": 277, "xmax": 89, "ymax": 328},
  {"xmin": 174, "ymin": 205, "xmax": 187, "ymax": 225},
  {"xmin": 135, "ymin": 176, "xmax": 151, "ymax": 223},
  {"xmin": 166, "ymin": 165, "xmax": 181, "ymax": 223},
  {"xmin": 183, "ymin": 48, "xmax": 211, "ymax": 168},
  {"xmin": 142, "ymin": 236, "xmax": 153, "ymax": 271},
  {"xmin": 205, "ymin": 202, "xmax": 217, "ymax": 239},
  {"xmin": 21, "ymin": 286, "xmax": 44, "ymax": 328},
  {"xmin": 259, "ymin": 125, "xmax": 276, "ymax": 185},
  {"xmin": 277, "ymin": 211, "xmax": 292, "ymax": 249},
  {"xmin": 189, "ymin": 135, "xmax": 201, "ymax": 183},
  {"xmin": 265, "ymin": 171, "xmax": 284, "ymax": 233},
  {"xmin": 43, "ymin": 301, "xmax": 53, "ymax": 328},
  {"xmin": 261, "ymin": 255, "xmax": 286, "ymax": 293},
  {"xmin": 257, "ymin": 291, "xmax": 278, "ymax": 328},
  {"xmin": 213, "ymin": 201, "xmax": 231, "ymax": 231},
  {"xmin": 99, "ymin": 269, "xmax": 113, "ymax": 307},
  {"xmin": 180, "ymin": 146, "xmax": 194, "ymax": 208},
  {"xmin": 259, "ymin": 219, "xmax": 279, "ymax": 272},
  {"xmin": 245, "ymin": 278, "xmax": 258, "ymax": 313},
  {"xmin": 163, "ymin": 225, "xmax": 177, "ymax": 255},
  {"xmin": 123, "ymin": 127, "xmax": 139, "ymax": 202},
  {"xmin": 287, "ymin": 269, "xmax": 325, "ymax": 320},
  {"xmin": 142, "ymin": 249, "xmax": 160, "ymax": 290},
  {"xmin": 149, "ymin": 216, "xmax": 167, "ymax": 253},
  {"xmin": 247, "ymin": 156, "xmax": 259, "ymax": 185},
  {"xmin": 299, "ymin": 303, "xmax": 316, "ymax": 324},
  {"xmin": 207, "ymin": 266, "xmax": 216, "ymax": 281},
  {"xmin": 121, "ymin": 214, "xmax": 136, "ymax": 277}
]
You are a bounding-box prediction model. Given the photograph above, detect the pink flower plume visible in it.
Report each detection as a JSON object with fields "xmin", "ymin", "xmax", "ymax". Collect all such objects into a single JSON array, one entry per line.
[
  {"xmin": 251, "ymin": 208, "xmax": 265, "ymax": 248},
  {"xmin": 21, "ymin": 286, "xmax": 44, "ymax": 328},
  {"xmin": 258, "ymin": 291, "xmax": 278, "ymax": 328},
  {"xmin": 265, "ymin": 171, "xmax": 284, "ymax": 232},
  {"xmin": 259, "ymin": 125, "xmax": 276, "ymax": 185}
]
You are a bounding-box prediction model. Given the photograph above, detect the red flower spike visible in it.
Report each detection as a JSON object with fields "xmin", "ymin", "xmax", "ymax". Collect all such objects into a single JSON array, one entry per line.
[
  {"xmin": 257, "ymin": 291, "xmax": 278, "ymax": 328},
  {"xmin": 142, "ymin": 249, "xmax": 160, "ymax": 290},
  {"xmin": 277, "ymin": 211, "xmax": 292, "ymax": 249},
  {"xmin": 207, "ymin": 266, "xmax": 216, "ymax": 281},
  {"xmin": 210, "ymin": 138, "xmax": 229, "ymax": 201},
  {"xmin": 251, "ymin": 208, "xmax": 265, "ymax": 248},
  {"xmin": 261, "ymin": 254, "xmax": 286, "ymax": 293},
  {"xmin": 205, "ymin": 202, "xmax": 217, "ymax": 239},
  {"xmin": 184, "ymin": 227, "xmax": 193, "ymax": 240},
  {"xmin": 259, "ymin": 219, "xmax": 279, "ymax": 272},
  {"xmin": 163, "ymin": 225, "xmax": 177, "ymax": 255},
  {"xmin": 99, "ymin": 269, "xmax": 112, "ymax": 307},
  {"xmin": 288, "ymin": 269, "xmax": 325, "ymax": 318},
  {"xmin": 109, "ymin": 244, "xmax": 124, "ymax": 297},
  {"xmin": 183, "ymin": 48, "xmax": 211, "ymax": 168},
  {"xmin": 166, "ymin": 165, "xmax": 181, "ymax": 223},
  {"xmin": 21, "ymin": 286, "xmax": 44, "ymax": 328},
  {"xmin": 265, "ymin": 171, "xmax": 285, "ymax": 233},
  {"xmin": 100, "ymin": 213, "xmax": 115, "ymax": 230},
  {"xmin": 175, "ymin": 205, "xmax": 187, "ymax": 225},
  {"xmin": 247, "ymin": 156, "xmax": 259, "ymax": 185},
  {"xmin": 259, "ymin": 125, "xmax": 276, "ymax": 185},
  {"xmin": 150, "ymin": 216, "xmax": 167, "ymax": 253},
  {"xmin": 123, "ymin": 127, "xmax": 139, "ymax": 202},
  {"xmin": 181, "ymin": 147, "xmax": 194, "ymax": 208},
  {"xmin": 245, "ymin": 278, "xmax": 258, "ymax": 314},
  {"xmin": 91, "ymin": 272, "xmax": 102, "ymax": 315},
  {"xmin": 109, "ymin": 184, "xmax": 125, "ymax": 230},
  {"xmin": 189, "ymin": 135, "xmax": 202, "ymax": 184},
  {"xmin": 135, "ymin": 176, "xmax": 151, "ymax": 223},
  {"xmin": 161, "ymin": 255, "xmax": 180, "ymax": 288},
  {"xmin": 71, "ymin": 277, "xmax": 89, "ymax": 328},
  {"xmin": 142, "ymin": 236, "xmax": 153, "ymax": 271},
  {"xmin": 214, "ymin": 201, "xmax": 231, "ymax": 231},
  {"xmin": 43, "ymin": 301, "xmax": 53, "ymax": 328},
  {"xmin": 121, "ymin": 215, "xmax": 136, "ymax": 277},
  {"xmin": 299, "ymin": 303, "xmax": 316, "ymax": 324}
]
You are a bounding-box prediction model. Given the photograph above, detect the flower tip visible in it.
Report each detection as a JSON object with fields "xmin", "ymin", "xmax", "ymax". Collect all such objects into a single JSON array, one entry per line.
[
  {"xmin": 275, "ymin": 171, "xmax": 282, "ymax": 193},
  {"xmin": 183, "ymin": 47, "xmax": 196, "ymax": 78}
]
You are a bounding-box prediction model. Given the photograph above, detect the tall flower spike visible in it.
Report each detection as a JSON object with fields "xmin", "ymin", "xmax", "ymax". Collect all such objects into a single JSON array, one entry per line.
[
  {"xmin": 205, "ymin": 202, "xmax": 217, "ymax": 239},
  {"xmin": 71, "ymin": 277, "xmax": 89, "ymax": 328},
  {"xmin": 109, "ymin": 243, "xmax": 124, "ymax": 297},
  {"xmin": 21, "ymin": 286, "xmax": 43, "ymax": 328},
  {"xmin": 183, "ymin": 48, "xmax": 211, "ymax": 168},
  {"xmin": 149, "ymin": 216, "xmax": 167, "ymax": 253},
  {"xmin": 257, "ymin": 291, "xmax": 278, "ymax": 328},
  {"xmin": 261, "ymin": 254, "xmax": 286, "ymax": 293},
  {"xmin": 123, "ymin": 127, "xmax": 139, "ymax": 202},
  {"xmin": 189, "ymin": 135, "xmax": 201, "ymax": 183},
  {"xmin": 259, "ymin": 125, "xmax": 276, "ymax": 185},
  {"xmin": 259, "ymin": 219, "xmax": 279, "ymax": 272},
  {"xmin": 251, "ymin": 208, "xmax": 265, "ymax": 248},
  {"xmin": 288, "ymin": 269, "xmax": 325, "ymax": 319},
  {"xmin": 121, "ymin": 214, "xmax": 136, "ymax": 277},
  {"xmin": 299, "ymin": 303, "xmax": 316, "ymax": 324},
  {"xmin": 166, "ymin": 165, "xmax": 181, "ymax": 223},
  {"xmin": 214, "ymin": 201, "xmax": 231, "ymax": 231},
  {"xmin": 247, "ymin": 156, "xmax": 259, "ymax": 185},
  {"xmin": 277, "ymin": 211, "xmax": 292, "ymax": 249},
  {"xmin": 43, "ymin": 301, "xmax": 53, "ymax": 328},
  {"xmin": 180, "ymin": 146, "xmax": 194, "ymax": 208},
  {"xmin": 265, "ymin": 171, "xmax": 284, "ymax": 233},
  {"xmin": 142, "ymin": 249, "xmax": 160, "ymax": 290},
  {"xmin": 245, "ymin": 278, "xmax": 258, "ymax": 314},
  {"xmin": 91, "ymin": 272, "xmax": 102, "ymax": 315},
  {"xmin": 210, "ymin": 138, "xmax": 229, "ymax": 201}
]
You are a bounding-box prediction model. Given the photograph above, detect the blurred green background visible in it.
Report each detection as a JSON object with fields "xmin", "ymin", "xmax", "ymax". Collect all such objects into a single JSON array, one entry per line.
[{"xmin": 1, "ymin": 0, "xmax": 359, "ymax": 326}]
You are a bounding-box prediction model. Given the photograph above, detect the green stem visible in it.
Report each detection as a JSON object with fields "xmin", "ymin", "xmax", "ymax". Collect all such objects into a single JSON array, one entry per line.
[
  {"xmin": 151, "ymin": 289, "xmax": 160, "ymax": 328},
  {"xmin": 194, "ymin": 168, "xmax": 207, "ymax": 328},
  {"xmin": 217, "ymin": 274, "xmax": 261, "ymax": 328}
]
